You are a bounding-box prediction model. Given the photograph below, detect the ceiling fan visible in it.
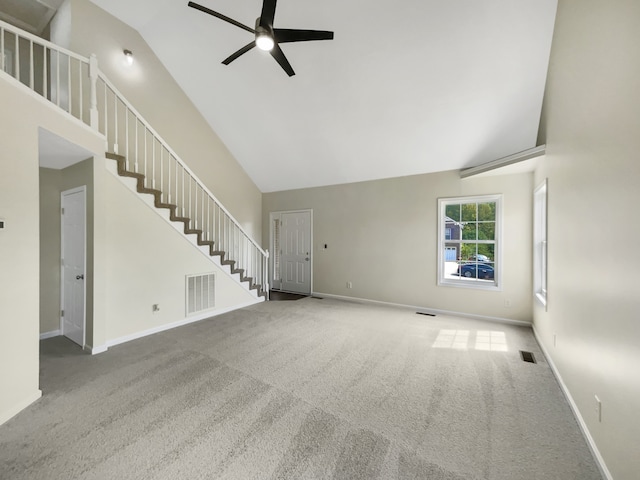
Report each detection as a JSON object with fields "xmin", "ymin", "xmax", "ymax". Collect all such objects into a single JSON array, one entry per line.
[{"xmin": 188, "ymin": 0, "xmax": 334, "ymax": 77}]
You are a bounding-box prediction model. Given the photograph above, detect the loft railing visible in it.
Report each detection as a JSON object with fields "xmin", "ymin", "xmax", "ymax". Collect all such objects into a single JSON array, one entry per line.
[
  {"xmin": 0, "ymin": 19, "xmax": 95, "ymax": 125},
  {"xmin": 0, "ymin": 19, "xmax": 269, "ymax": 296}
]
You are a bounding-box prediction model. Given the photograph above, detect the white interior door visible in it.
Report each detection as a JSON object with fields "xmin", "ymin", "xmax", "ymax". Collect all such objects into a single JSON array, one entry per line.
[
  {"xmin": 280, "ymin": 211, "xmax": 311, "ymax": 294},
  {"xmin": 61, "ymin": 187, "xmax": 86, "ymax": 347}
]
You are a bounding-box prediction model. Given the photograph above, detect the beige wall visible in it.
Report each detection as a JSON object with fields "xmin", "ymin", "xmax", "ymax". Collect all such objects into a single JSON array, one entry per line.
[
  {"xmin": 39, "ymin": 167, "xmax": 62, "ymax": 334},
  {"xmin": 535, "ymin": 1, "xmax": 640, "ymax": 478},
  {"xmin": 51, "ymin": 0, "xmax": 262, "ymax": 241},
  {"xmin": 0, "ymin": 81, "xmax": 41, "ymax": 425},
  {"xmin": 0, "ymin": 73, "xmax": 104, "ymax": 425},
  {"xmin": 264, "ymin": 170, "xmax": 533, "ymax": 323},
  {"xmin": 101, "ymin": 168, "xmax": 256, "ymax": 343}
]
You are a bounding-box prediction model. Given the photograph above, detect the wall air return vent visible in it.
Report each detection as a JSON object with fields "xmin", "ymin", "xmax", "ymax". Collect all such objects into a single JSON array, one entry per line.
[{"xmin": 186, "ymin": 273, "xmax": 215, "ymax": 315}]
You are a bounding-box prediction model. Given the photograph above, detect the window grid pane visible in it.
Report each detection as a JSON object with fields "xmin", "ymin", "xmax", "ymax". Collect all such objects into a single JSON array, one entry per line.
[{"xmin": 439, "ymin": 196, "xmax": 500, "ymax": 289}]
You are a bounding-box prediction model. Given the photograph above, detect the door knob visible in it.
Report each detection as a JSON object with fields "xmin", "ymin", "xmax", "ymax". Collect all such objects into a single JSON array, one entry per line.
[
  {"xmin": 76, "ymin": 274, "xmax": 84, "ymax": 280},
  {"xmin": 305, "ymin": 257, "xmax": 309, "ymax": 261}
]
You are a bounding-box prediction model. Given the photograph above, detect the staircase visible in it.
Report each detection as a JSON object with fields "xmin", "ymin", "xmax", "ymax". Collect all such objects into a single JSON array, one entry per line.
[
  {"xmin": 0, "ymin": 19, "xmax": 269, "ymax": 299},
  {"xmin": 106, "ymin": 152, "xmax": 267, "ymax": 297}
]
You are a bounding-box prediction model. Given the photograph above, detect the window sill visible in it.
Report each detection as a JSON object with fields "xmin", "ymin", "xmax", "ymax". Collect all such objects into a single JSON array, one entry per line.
[{"xmin": 439, "ymin": 278, "xmax": 501, "ymax": 291}]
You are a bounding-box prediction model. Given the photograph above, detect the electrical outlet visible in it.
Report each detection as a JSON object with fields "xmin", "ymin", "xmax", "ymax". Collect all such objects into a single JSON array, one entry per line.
[
  {"xmin": 152, "ymin": 304, "xmax": 160, "ymax": 313},
  {"xmin": 346, "ymin": 281, "xmax": 352, "ymax": 289},
  {"xmin": 594, "ymin": 395, "xmax": 602, "ymax": 422},
  {"xmin": 553, "ymin": 334, "xmax": 557, "ymax": 347},
  {"xmin": 504, "ymin": 299, "xmax": 511, "ymax": 308}
]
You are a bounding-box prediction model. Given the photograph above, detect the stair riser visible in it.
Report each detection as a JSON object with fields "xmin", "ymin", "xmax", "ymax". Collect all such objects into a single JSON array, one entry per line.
[{"xmin": 106, "ymin": 153, "xmax": 265, "ymax": 298}]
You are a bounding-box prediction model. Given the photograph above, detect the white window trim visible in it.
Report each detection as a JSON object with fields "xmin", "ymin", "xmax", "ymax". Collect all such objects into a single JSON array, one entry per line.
[
  {"xmin": 437, "ymin": 194, "xmax": 503, "ymax": 291},
  {"xmin": 534, "ymin": 179, "xmax": 548, "ymax": 308}
]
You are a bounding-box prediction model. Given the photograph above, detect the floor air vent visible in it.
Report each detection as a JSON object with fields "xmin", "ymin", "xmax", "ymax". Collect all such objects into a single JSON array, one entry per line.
[
  {"xmin": 416, "ymin": 312, "xmax": 436, "ymax": 317},
  {"xmin": 186, "ymin": 273, "xmax": 215, "ymax": 315},
  {"xmin": 520, "ymin": 350, "xmax": 537, "ymax": 364}
]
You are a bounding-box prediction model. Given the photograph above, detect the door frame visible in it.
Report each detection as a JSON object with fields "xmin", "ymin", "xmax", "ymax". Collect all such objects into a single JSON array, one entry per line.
[
  {"xmin": 60, "ymin": 185, "xmax": 87, "ymax": 347},
  {"xmin": 269, "ymin": 209, "xmax": 313, "ymax": 294}
]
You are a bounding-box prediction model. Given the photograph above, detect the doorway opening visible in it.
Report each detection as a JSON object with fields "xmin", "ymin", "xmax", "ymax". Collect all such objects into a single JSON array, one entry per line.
[{"xmin": 61, "ymin": 186, "xmax": 86, "ymax": 347}]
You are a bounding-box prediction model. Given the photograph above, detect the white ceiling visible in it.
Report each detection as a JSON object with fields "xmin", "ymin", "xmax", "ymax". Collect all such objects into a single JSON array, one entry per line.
[
  {"xmin": 39, "ymin": 128, "xmax": 94, "ymax": 169},
  {"xmin": 0, "ymin": 0, "xmax": 65, "ymax": 34},
  {"xmin": 94, "ymin": 1, "xmax": 556, "ymax": 192}
]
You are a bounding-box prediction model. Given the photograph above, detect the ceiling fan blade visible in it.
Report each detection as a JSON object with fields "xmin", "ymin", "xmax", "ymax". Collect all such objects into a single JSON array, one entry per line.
[
  {"xmin": 259, "ymin": 0, "xmax": 277, "ymax": 28},
  {"xmin": 222, "ymin": 41, "xmax": 256, "ymax": 65},
  {"xmin": 273, "ymin": 29, "xmax": 334, "ymax": 44},
  {"xmin": 270, "ymin": 44, "xmax": 295, "ymax": 77},
  {"xmin": 188, "ymin": 1, "xmax": 255, "ymax": 34}
]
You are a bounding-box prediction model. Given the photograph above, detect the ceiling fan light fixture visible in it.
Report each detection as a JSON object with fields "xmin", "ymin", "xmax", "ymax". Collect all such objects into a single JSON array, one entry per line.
[
  {"xmin": 188, "ymin": 1, "xmax": 334, "ymax": 76},
  {"xmin": 256, "ymin": 31, "xmax": 274, "ymax": 51}
]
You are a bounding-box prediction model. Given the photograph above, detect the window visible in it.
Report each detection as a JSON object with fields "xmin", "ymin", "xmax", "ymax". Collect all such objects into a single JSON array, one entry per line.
[
  {"xmin": 534, "ymin": 180, "xmax": 547, "ymax": 307},
  {"xmin": 438, "ymin": 194, "xmax": 502, "ymax": 290}
]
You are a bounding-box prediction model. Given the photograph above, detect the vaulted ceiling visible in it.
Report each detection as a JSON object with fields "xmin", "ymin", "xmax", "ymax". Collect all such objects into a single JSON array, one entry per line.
[{"xmin": 7, "ymin": 0, "xmax": 559, "ymax": 192}]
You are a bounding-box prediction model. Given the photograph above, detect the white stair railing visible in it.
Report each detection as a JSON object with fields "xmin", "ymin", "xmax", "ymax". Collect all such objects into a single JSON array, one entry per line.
[
  {"xmin": 96, "ymin": 72, "xmax": 269, "ymax": 293},
  {"xmin": 0, "ymin": 19, "xmax": 97, "ymax": 126},
  {"xmin": 0, "ymin": 19, "xmax": 269, "ymax": 297}
]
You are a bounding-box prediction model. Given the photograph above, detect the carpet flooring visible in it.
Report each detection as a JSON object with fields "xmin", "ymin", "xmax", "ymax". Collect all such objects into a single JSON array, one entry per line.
[{"xmin": 0, "ymin": 298, "xmax": 602, "ymax": 480}]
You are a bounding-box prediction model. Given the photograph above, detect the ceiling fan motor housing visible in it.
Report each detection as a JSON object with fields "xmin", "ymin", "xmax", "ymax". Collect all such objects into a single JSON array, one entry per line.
[{"xmin": 188, "ymin": 0, "xmax": 333, "ymax": 76}]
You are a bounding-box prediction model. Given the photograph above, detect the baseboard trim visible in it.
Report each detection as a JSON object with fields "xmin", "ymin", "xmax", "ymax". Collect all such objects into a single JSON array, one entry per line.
[
  {"xmin": 87, "ymin": 344, "xmax": 108, "ymax": 355},
  {"xmin": 313, "ymin": 292, "xmax": 532, "ymax": 327},
  {"xmin": 532, "ymin": 325, "xmax": 613, "ymax": 480},
  {"xmin": 39, "ymin": 329, "xmax": 61, "ymax": 340},
  {"xmin": 0, "ymin": 390, "xmax": 42, "ymax": 426},
  {"xmin": 104, "ymin": 300, "xmax": 262, "ymax": 350}
]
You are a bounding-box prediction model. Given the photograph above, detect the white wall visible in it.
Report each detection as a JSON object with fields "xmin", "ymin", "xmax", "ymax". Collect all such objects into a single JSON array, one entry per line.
[
  {"xmin": 264, "ymin": 170, "xmax": 533, "ymax": 323},
  {"xmin": 53, "ymin": 0, "xmax": 263, "ymax": 241},
  {"xmin": 0, "ymin": 73, "xmax": 104, "ymax": 425},
  {"xmin": 534, "ymin": 1, "xmax": 640, "ymax": 478}
]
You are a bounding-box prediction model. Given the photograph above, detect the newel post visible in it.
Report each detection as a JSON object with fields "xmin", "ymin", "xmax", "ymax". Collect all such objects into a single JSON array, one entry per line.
[
  {"xmin": 89, "ymin": 54, "xmax": 99, "ymax": 130},
  {"xmin": 264, "ymin": 249, "xmax": 270, "ymax": 299}
]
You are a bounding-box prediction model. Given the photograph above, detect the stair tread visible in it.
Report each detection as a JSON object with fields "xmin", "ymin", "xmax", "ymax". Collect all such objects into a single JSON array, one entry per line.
[
  {"xmin": 139, "ymin": 187, "xmax": 162, "ymax": 195},
  {"xmin": 106, "ymin": 152, "xmax": 266, "ymax": 302},
  {"xmin": 106, "ymin": 152, "xmax": 125, "ymax": 160},
  {"xmin": 120, "ymin": 170, "xmax": 144, "ymax": 180}
]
